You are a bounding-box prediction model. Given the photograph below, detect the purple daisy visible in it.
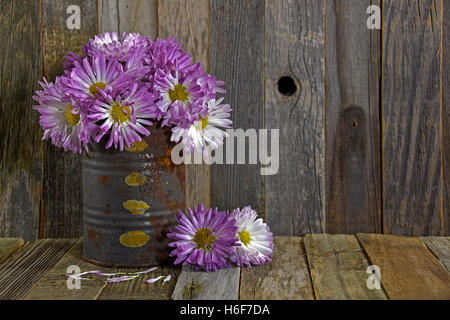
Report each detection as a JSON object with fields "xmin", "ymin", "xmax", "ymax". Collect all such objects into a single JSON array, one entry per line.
[
  {"xmin": 167, "ymin": 205, "xmax": 239, "ymax": 272},
  {"xmin": 229, "ymin": 206, "xmax": 274, "ymax": 267},
  {"xmin": 62, "ymin": 54, "xmax": 130, "ymax": 102},
  {"xmin": 33, "ymin": 77, "xmax": 93, "ymax": 154},
  {"xmin": 89, "ymin": 82, "xmax": 157, "ymax": 150}
]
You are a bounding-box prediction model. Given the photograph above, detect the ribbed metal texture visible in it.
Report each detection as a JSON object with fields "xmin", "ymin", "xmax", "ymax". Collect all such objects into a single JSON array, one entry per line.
[{"xmin": 82, "ymin": 127, "xmax": 185, "ymax": 267}]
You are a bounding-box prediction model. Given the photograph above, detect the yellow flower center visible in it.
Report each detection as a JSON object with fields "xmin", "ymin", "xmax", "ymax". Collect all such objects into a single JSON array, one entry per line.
[
  {"xmin": 65, "ymin": 106, "xmax": 80, "ymax": 126},
  {"xmin": 194, "ymin": 116, "xmax": 208, "ymax": 131},
  {"xmin": 239, "ymin": 230, "xmax": 251, "ymax": 246},
  {"xmin": 193, "ymin": 228, "xmax": 215, "ymax": 251},
  {"xmin": 89, "ymin": 82, "xmax": 107, "ymax": 96},
  {"xmin": 168, "ymin": 84, "xmax": 189, "ymax": 103},
  {"xmin": 110, "ymin": 102, "xmax": 131, "ymax": 123}
]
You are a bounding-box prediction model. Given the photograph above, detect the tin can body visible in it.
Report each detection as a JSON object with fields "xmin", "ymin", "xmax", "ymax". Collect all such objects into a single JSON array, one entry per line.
[{"xmin": 82, "ymin": 127, "xmax": 185, "ymax": 267}]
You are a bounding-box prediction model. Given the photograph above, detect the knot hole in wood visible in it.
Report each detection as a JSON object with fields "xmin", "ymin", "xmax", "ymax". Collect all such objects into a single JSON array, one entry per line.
[{"xmin": 277, "ymin": 76, "xmax": 298, "ymax": 96}]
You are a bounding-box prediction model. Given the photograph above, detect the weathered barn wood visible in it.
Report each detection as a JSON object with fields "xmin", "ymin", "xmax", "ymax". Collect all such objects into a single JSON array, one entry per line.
[
  {"xmin": 172, "ymin": 264, "xmax": 240, "ymax": 300},
  {"xmin": 443, "ymin": 0, "xmax": 450, "ymax": 235},
  {"xmin": 0, "ymin": 239, "xmax": 75, "ymax": 299},
  {"xmin": 357, "ymin": 233, "xmax": 450, "ymax": 299},
  {"xmin": 239, "ymin": 237, "xmax": 314, "ymax": 300},
  {"xmin": 209, "ymin": 0, "xmax": 265, "ymax": 216},
  {"xmin": 325, "ymin": 0, "xmax": 381, "ymax": 233},
  {"xmin": 382, "ymin": 0, "xmax": 443, "ymax": 235},
  {"xmin": 304, "ymin": 234, "xmax": 387, "ymax": 300},
  {"xmin": 0, "ymin": 0, "xmax": 43, "ymax": 241},
  {"xmin": 158, "ymin": 0, "xmax": 211, "ymax": 209},
  {"xmin": 0, "ymin": 238, "xmax": 24, "ymax": 265},
  {"xmin": 40, "ymin": 0, "xmax": 97, "ymax": 238},
  {"xmin": 420, "ymin": 237, "xmax": 450, "ymax": 273},
  {"xmin": 264, "ymin": 0, "xmax": 325, "ymax": 235}
]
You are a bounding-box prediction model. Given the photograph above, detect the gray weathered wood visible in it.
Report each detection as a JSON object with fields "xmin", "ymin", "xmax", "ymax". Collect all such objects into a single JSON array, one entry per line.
[
  {"xmin": 304, "ymin": 234, "xmax": 387, "ymax": 300},
  {"xmin": 420, "ymin": 237, "xmax": 450, "ymax": 273},
  {"xmin": 382, "ymin": 0, "xmax": 443, "ymax": 235},
  {"xmin": 158, "ymin": 0, "xmax": 211, "ymax": 209},
  {"xmin": 357, "ymin": 233, "xmax": 450, "ymax": 299},
  {"xmin": 240, "ymin": 237, "xmax": 314, "ymax": 300},
  {"xmin": 0, "ymin": 0, "xmax": 42, "ymax": 241},
  {"xmin": 0, "ymin": 239, "xmax": 76, "ymax": 300},
  {"xmin": 209, "ymin": 0, "xmax": 265, "ymax": 216},
  {"xmin": 41, "ymin": 0, "xmax": 97, "ymax": 238},
  {"xmin": 98, "ymin": 0, "xmax": 157, "ymax": 38},
  {"xmin": 264, "ymin": 0, "xmax": 325, "ymax": 235},
  {"xmin": 0, "ymin": 238, "xmax": 24, "ymax": 265},
  {"xmin": 325, "ymin": 0, "xmax": 381, "ymax": 233},
  {"xmin": 444, "ymin": 0, "xmax": 450, "ymax": 235},
  {"xmin": 172, "ymin": 264, "xmax": 240, "ymax": 300}
]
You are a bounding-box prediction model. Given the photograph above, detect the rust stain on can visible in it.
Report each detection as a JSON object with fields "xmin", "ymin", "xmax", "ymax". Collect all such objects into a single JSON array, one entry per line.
[
  {"xmin": 125, "ymin": 172, "xmax": 147, "ymax": 186},
  {"xmin": 157, "ymin": 148, "xmax": 174, "ymax": 172},
  {"xmin": 87, "ymin": 229, "xmax": 101, "ymax": 248},
  {"xmin": 119, "ymin": 231, "xmax": 150, "ymax": 248},
  {"xmin": 98, "ymin": 176, "xmax": 112, "ymax": 185},
  {"xmin": 125, "ymin": 140, "xmax": 148, "ymax": 153},
  {"xmin": 103, "ymin": 209, "xmax": 111, "ymax": 217},
  {"xmin": 123, "ymin": 200, "xmax": 150, "ymax": 215}
]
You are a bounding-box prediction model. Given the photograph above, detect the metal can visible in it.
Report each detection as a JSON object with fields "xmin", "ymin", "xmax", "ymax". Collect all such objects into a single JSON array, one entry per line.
[{"xmin": 82, "ymin": 126, "xmax": 185, "ymax": 267}]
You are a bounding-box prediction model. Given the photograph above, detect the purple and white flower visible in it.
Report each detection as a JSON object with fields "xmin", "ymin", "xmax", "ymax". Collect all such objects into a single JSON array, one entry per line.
[
  {"xmin": 229, "ymin": 206, "xmax": 274, "ymax": 267},
  {"xmin": 167, "ymin": 205, "xmax": 238, "ymax": 272}
]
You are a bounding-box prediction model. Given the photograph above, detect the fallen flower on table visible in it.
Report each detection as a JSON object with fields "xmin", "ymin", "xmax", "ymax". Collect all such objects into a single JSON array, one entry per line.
[{"xmin": 146, "ymin": 276, "xmax": 165, "ymax": 284}]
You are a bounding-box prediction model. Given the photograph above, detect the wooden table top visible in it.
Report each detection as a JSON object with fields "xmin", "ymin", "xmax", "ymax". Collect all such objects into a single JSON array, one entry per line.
[{"xmin": 0, "ymin": 235, "xmax": 449, "ymax": 300}]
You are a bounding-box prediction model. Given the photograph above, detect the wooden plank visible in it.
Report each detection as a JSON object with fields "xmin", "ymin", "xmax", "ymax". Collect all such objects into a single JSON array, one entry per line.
[
  {"xmin": 40, "ymin": 0, "xmax": 97, "ymax": 238},
  {"xmin": 357, "ymin": 234, "xmax": 450, "ymax": 299},
  {"xmin": 98, "ymin": 0, "xmax": 157, "ymax": 38},
  {"xmin": 443, "ymin": 0, "xmax": 450, "ymax": 235},
  {"xmin": 264, "ymin": 0, "xmax": 324, "ymax": 235},
  {"xmin": 98, "ymin": 265, "xmax": 181, "ymax": 300},
  {"xmin": 303, "ymin": 234, "xmax": 387, "ymax": 300},
  {"xmin": 420, "ymin": 237, "xmax": 450, "ymax": 273},
  {"xmin": 158, "ymin": 0, "xmax": 210, "ymax": 209},
  {"xmin": 0, "ymin": 0, "xmax": 42, "ymax": 241},
  {"xmin": 325, "ymin": 0, "xmax": 381, "ymax": 233},
  {"xmin": 209, "ymin": 0, "xmax": 265, "ymax": 216},
  {"xmin": 0, "ymin": 239, "xmax": 76, "ymax": 300},
  {"xmin": 23, "ymin": 239, "xmax": 107, "ymax": 300},
  {"xmin": 172, "ymin": 265, "xmax": 240, "ymax": 300},
  {"xmin": 239, "ymin": 237, "xmax": 314, "ymax": 300},
  {"xmin": 0, "ymin": 238, "xmax": 24, "ymax": 265},
  {"xmin": 382, "ymin": 0, "xmax": 443, "ymax": 235}
]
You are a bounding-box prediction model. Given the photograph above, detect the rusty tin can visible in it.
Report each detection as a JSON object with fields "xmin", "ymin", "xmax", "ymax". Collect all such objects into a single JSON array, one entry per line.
[{"xmin": 82, "ymin": 126, "xmax": 185, "ymax": 267}]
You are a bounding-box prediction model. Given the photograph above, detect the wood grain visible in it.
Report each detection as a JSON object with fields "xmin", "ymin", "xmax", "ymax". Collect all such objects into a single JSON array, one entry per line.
[
  {"xmin": 158, "ymin": 0, "xmax": 211, "ymax": 209},
  {"xmin": 443, "ymin": 0, "xmax": 450, "ymax": 235},
  {"xmin": 98, "ymin": 265, "xmax": 181, "ymax": 300},
  {"xmin": 264, "ymin": 0, "xmax": 325, "ymax": 235},
  {"xmin": 382, "ymin": 0, "xmax": 443, "ymax": 235},
  {"xmin": 23, "ymin": 239, "xmax": 107, "ymax": 300},
  {"xmin": 420, "ymin": 237, "xmax": 450, "ymax": 273},
  {"xmin": 325, "ymin": 0, "xmax": 381, "ymax": 233},
  {"xmin": 304, "ymin": 234, "xmax": 387, "ymax": 300},
  {"xmin": 209, "ymin": 0, "xmax": 265, "ymax": 216},
  {"xmin": 172, "ymin": 265, "xmax": 240, "ymax": 300},
  {"xmin": 239, "ymin": 237, "xmax": 314, "ymax": 300},
  {"xmin": 98, "ymin": 0, "xmax": 157, "ymax": 38},
  {"xmin": 0, "ymin": 0, "xmax": 43, "ymax": 241},
  {"xmin": 41, "ymin": 0, "xmax": 97, "ymax": 238},
  {"xmin": 357, "ymin": 233, "xmax": 450, "ymax": 299},
  {"xmin": 0, "ymin": 239, "xmax": 76, "ymax": 300},
  {"xmin": 0, "ymin": 238, "xmax": 24, "ymax": 265}
]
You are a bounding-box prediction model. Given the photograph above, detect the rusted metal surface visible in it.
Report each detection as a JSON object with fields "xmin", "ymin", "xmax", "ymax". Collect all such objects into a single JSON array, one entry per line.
[{"xmin": 82, "ymin": 126, "xmax": 185, "ymax": 267}]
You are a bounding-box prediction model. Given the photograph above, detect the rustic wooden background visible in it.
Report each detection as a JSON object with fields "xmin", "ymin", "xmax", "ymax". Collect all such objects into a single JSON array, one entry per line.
[{"xmin": 0, "ymin": 0, "xmax": 448, "ymax": 241}]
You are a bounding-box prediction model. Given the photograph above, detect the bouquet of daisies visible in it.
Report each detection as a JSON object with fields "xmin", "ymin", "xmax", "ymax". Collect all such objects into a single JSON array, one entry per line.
[
  {"xmin": 168, "ymin": 205, "xmax": 274, "ymax": 272},
  {"xmin": 33, "ymin": 32, "xmax": 232, "ymax": 155}
]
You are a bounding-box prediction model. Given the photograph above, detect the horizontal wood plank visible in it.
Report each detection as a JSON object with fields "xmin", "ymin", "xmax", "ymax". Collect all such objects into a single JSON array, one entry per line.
[
  {"xmin": 172, "ymin": 265, "xmax": 240, "ymax": 300},
  {"xmin": 0, "ymin": 238, "xmax": 24, "ymax": 265},
  {"xmin": 239, "ymin": 237, "xmax": 314, "ymax": 300},
  {"xmin": 357, "ymin": 234, "xmax": 450, "ymax": 299},
  {"xmin": 0, "ymin": 239, "xmax": 76, "ymax": 300},
  {"xmin": 420, "ymin": 237, "xmax": 450, "ymax": 273},
  {"xmin": 304, "ymin": 234, "xmax": 387, "ymax": 300}
]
